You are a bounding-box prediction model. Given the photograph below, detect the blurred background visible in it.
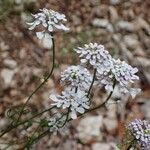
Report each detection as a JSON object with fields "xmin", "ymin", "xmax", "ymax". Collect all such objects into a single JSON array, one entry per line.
[{"xmin": 0, "ymin": 0, "xmax": 150, "ymax": 149}]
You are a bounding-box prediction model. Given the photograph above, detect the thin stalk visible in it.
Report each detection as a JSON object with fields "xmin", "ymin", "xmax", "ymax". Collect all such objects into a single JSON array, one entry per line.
[
  {"xmin": 23, "ymin": 80, "xmax": 116, "ymax": 149},
  {"xmin": 87, "ymin": 69, "xmax": 97, "ymax": 97},
  {"xmin": 127, "ymin": 139, "xmax": 136, "ymax": 150},
  {"xmin": 16, "ymin": 33, "xmax": 55, "ymax": 123},
  {"xmin": 86, "ymin": 79, "xmax": 116, "ymax": 112},
  {"xmin": 68, "ymin": 79, "xmax": 116, "ymax": 121},
  {"xmin": 21, "ymin": 80, "xmax": 116, "ymax": 149},
  {"xmin": 0, "ymin": 106, "xmax": 55, "ymax": 137},
  {"xmin": 22, "ymin": 129, "xmax": 49, "ymax": 149},
  {"xmin": 58, "ymin": 108, "xmax": 70, "ymax": 128}
]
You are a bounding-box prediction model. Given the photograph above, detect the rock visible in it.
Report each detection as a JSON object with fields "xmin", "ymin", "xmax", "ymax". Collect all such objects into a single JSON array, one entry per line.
[
  {"xmin": 92, "ymin": 143, "xmax": 112, "ymax": 150},
  {"xmin": 103, "ymin": 117, "xmax": 118, "ymax": 132},
  {"xmin": 103, "ymin": 103, "xmax": 118, "ymax": 133},
  {"xmin": 141, "ymin": 100, "xmax": 150, "ymax": 120},
  {"xmin": 134, "ymin": 57, "xmax": 150, "ymax": 68},
  {"xmin": 110, "ymin": 0, "xmax": 120, "ymax": 5},
  {"xmin": 105, "ymin": 99, "xmax": 117, "ymax": 118},
  {"xmin": 1, "ymin": 51, "xmax": 9, "ymax": 59},
  {"xmin": 0, "ymin": 42, "xmax": 9, "ymax": 51},
  {"xmin": 92, "ymin": 18, "xmax": 109, "ymax": 28},
  {"xmin": 72, "ymin": 15, "xmax": 81, "ymax": 26},
  {"xmin": 3, "ymin": 59, "xmax": 17, "ymax": 69},
  {"xmin": 117, "ymin": 21, "xmax": 134, "ymax": 32},
  {"xmin": 92, "ymin": 19, "xmax": 113, "ymax": 32},
  {"xmin": 133, "ymin": 57, "xmax": 150, "ymax": 85},
  {"xmin": 123, "ymin": 35, "xmax": 139, "ymax": 49},
  {"xmin": 94, "ymin": 5, "xmax": 108, "ymax": 18},
  {"xmin": 0, "ymin": 118, "xmax": 8, "ymax": 128},
  {"xmin": 15, "ymin": 0, "xmax": 23, "ymax": 4},
  {"xmin": 1, "ymin": 69, "xmax": 15, "ymax": 87},
  {"xmin": 106, "ymin": 24, "xmax": 114, "ymax": 32},
  {"xmin": 77, "ymin": 116, "xmax": 103, "ymax": 143},
  {"xmin": 136, "ymin": 18, "xmax": 150, "ymax": 36},
  {"xmin": 109, "ymin": 6, "xmax": 119, "ymax": 22}
]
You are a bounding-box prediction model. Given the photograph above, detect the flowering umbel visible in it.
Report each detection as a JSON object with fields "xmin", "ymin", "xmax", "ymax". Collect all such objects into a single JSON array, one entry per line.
[
  {"xmin": 50, "ymin": 43, "xmax": 141, "ymax": 120},
  {"xmin": 128, "ymin": 119, "xmax": 150, "ymax": 150},
  {"xmin": 50, "ymin": 89, "xmax": 90, "ymax": 119},
  {"xmin": 75, "ymin": 43, "xmax": 112, "ymax": 73},
  {"xmin": 96, "ymin": 58, "xmax": 141, "ymax": 98},
  {"xmin": 60, "ymin": 65, "xmax": 92, "ymax": 91},
  {"xmin": 27, "ymin": 8, "xmax": 69, "ymax": 39}
]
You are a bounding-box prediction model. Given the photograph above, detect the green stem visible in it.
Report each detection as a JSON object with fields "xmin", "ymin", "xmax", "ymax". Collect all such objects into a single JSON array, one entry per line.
[
  {"xmin": 69, "ymin": 79, "xmax": 116, "ymax": 121},
  {"xmin": 23, "ymin": 80, "xmax": 116, "ymax": 149},
  {"xmin": 58, "ymin": 108, "xmax": 70, "ymax": 128},
  {"xmin": 0, "ymin": 106, "xmax": 55, "ymax": 137},
  {"xmin": 22, "ymin": 129, "xmax": 50, "ymax": 149},
  {"xmin": 16, "ymin": 33, "xmax": 55, "ymax": 123},
  {"xmin": 87, "ymin": 68, "xmax": 97, "ymax": 97},
  {"xmin": 127, "ymin": 139, "xmax": 136, "ymax": 150}
]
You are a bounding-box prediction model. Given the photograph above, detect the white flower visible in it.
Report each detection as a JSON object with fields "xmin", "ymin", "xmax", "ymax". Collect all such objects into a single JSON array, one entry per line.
[
  {"xmin": 60, "ymin": 65, "xmax": 92, "ymax": 91},
  {"xmin": 48, "ymin": 114, "xmax": 69, "ymax": 133},
  {"xmin": 96, "ymin": 72, "xmax": 114, "ymax": 92},
  {"xmin": 27, "ymin": 8, "xmax": 69, "ymax": 39},
  {"xmin": 96, "ymin": 58, "xmax": 141, "ymax": 98},
  {"xmin": 75, "ymin": 43, "xmax": 112, "ymax": 72},
  {"xmin": 111, "ymin": 59, "xmax": 139, "ymax": 86},
  {"xmin": 50, "ymin": 89, "xmax": 90, "ymax": 119},
  {"xmin": 128, "ymin": 119, "xmax": 150, "ymax": 149}
]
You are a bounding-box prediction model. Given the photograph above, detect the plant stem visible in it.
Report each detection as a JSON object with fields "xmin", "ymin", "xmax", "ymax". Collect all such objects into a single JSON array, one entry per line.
[
  {"xmin": 0, "ymin": 106, "xmax": 56, "ymax": 138},
  {"xmin": 87, "ymin": 68, "xmax": 97, "ymax": 97},
  {"xmin": 16, "ymin": 33, "xmax": 55, "ymax": 123},
  {"xmin": 22, "ymin": 129, "xmax": 50, "ymax": 150},
  {"xmin": 69, "ymin": 79, "xmax": 116, "ymax": 121},
  {"xmin": 23, "ymin": 80, "xmax": 116, "ymax": 149}
]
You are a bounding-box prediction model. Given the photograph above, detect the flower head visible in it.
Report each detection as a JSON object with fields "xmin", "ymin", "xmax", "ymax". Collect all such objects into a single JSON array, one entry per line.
[
  {"xmin": 111, "ymin": 59, "xmax": 139, "ymax": 86},
  {"xmin": 60, "ymin": 65, "xmax": 92, "ymax": 91},
  {"xmin": 128, "ymin": 119, "xmax": 150, "ymax": 150},
  {"xmin": 50, "ymin": 89, "xmax": 90, "ymax": 119},
  {"xmin": 96, "ymin": 58, "xmax": 141, "ymax": 98},
  {"xmin": 48, "ymin": 113, "xmax": 69, "ymax": 133},
  {"xmin": 75, "ymin": 43, "xmax": 112, "ymax": 72},
  {"xmin": 27, "ymin": 8, "xmax": 69, "ymax": 39}
]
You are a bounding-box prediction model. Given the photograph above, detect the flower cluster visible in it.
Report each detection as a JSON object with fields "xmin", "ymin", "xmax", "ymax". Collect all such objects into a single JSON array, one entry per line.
[
  {"xmin": 49, "ymin": 42, "xmax": 141, "ymax": 120},
  {"xmin": 128, "ymin": 119, "xmax": 150, "ymax": 150},
  {"xmin": 27, "ymin": 8, "xmax": 69, "ymax": 39},
  {"xmin": 96, "ymin": 58, "xmax": 141, "ymax": 97},
  {"xmin": 48, "ymin": 114, "xmax": 69, "ymax": 133},
  {"xmin": 60, "ymin": 65, "xmax": 92, "ymax": 91},
  {"xmin": 75, "ymin": 43, "xmax": 112, "ymax": 73},
  {"xmin": 50, "ymin": 89, "xmax": 90, "ymax": 119},
  {"xmin": 75, "ymin": 43, "xmax": 140, "ymax": 98}
]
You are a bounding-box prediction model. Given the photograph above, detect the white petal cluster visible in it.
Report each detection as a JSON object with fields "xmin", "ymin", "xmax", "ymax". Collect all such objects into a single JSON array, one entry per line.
[
  {"xmin": 128, "ymin": 119, "xmax": 150, "ymax": 150},
  {"xmin": 27, "ymin": 8, "xmax": 69, "ymax": 39},
  {"xmin": 48, "ymin": 114, "xmax": 69, "ymax": 133},
  {"xmin": 50, "ymin": 89, "xmax": 90, "ymax": 119},
  {"xmin": 75, "ymin": 43, "xmax": 112, "ymax": 73},
  {"xmin": 60, "ymin": 65, "xmax": 92, "ymax": 91},
  {"xmin": 96, "ymin": 58, "xmax": 141, "ymax": 98},
  {"xmin": 112, "ymin": 59, "xmax": 139, "ymax": 86}
]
